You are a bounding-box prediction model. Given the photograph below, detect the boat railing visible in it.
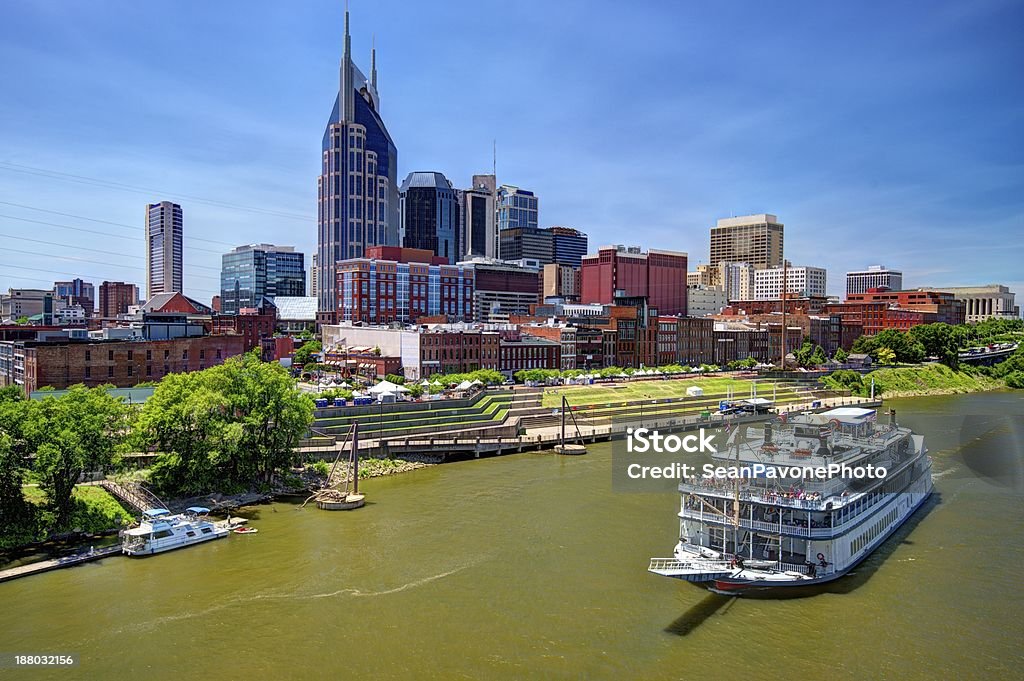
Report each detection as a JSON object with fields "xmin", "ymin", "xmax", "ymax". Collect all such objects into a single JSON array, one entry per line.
[
  {"xmin": 648, "ymin": 557, "xmax": 732, "ymax": 572},
  {"xmin": 680, "ymin": 507, "xmax": 864, "ymax": 539}
]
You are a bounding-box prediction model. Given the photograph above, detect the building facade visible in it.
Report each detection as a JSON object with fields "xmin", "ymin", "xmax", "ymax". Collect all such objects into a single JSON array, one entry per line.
[
  {"xmin": 542, "ymin": 264, "xmax": 581, "ymax": 301},
  {"xmin": 550, "ymin": 227, "xmax": 588, "ymax": 267},
  {"xmin": 580, "ymin": 245, "xmax": 688, "ymax": 316},
  {"xmin": 496, "ymin": 185, "xmax": 538, "ymax": 241},
  {"xmin": 843, "ymin": 288, "xmax": 965, "ymax": 326},
  {"xmin": 458, "ymin": 174, "xmax": 497, "ymax": 260},
  {"xmin": 220, "ymin": 244, "xmax": 306, "ymax": 315},
  {"xmin": 99, "ymin": 281, "xmax": 139, "ymax": 319},
  {"xmin": 709, "ymin": 214, "xmax": 784, "ymax": 271},
  {"xmin": 1, "ymin": 289, "xmax": 61, "ymax": 325},
  {"xmin": 846, "ymin": 265, "xmax": 903, "ymax": 296},
  {"xmin": 462, "ymin": 259, "xmax": 540, "ymax": 323},
  {"xmin": 317, "ymin": 10, "xmax": 400, "ymax": 323},
  {"xmin": 399, "ymin": 171, "xmax": 459, "ymax": 264},
  {"xmin": 918, "ymin": 285, "xmax": 1018, "ymax": 323},
  {"xmin": 753, "ymin": 265, "xmax": 827, "ymax": 300},
  {"xmin": 719, "ymin": 262, "xmax": 755, "ymax": 301},
  {"xmin": 145, "ymin": 201, "xmax": 183, "ymax": 297},
  {"xmin": 336, "ymin": 248, "xmax": 474, "ymax": 325},
  {"xmin": 686, "ymin": 285, "xmax": 728, "ymax": 317}
]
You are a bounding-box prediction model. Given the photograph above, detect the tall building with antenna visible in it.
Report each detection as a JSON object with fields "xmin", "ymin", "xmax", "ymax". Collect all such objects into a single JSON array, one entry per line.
[{"xmin": 316, "ymin": 9, "xmax": 399, "ymax": 323}]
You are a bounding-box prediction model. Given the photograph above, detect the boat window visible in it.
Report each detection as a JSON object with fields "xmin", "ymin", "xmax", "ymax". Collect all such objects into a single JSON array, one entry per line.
[
  {"xmin": 154, "ymin": 530, "xmax": 174, "ymax": 539},
  {"xmin": 201, "ymin": 528, "xmax": 213, "ymax": 534},
  {"xmin": 186, "ymin": 531, "xmax": 196, "ymax": 537}
]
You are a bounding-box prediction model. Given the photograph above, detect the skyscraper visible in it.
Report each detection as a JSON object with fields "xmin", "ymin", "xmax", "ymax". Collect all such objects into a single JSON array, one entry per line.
[
  {"xmin": 399, "ymin": 171, "xmax": 459, "ymax": 264},
  {"xmin": 846, "ymin": 265, "xmax": 903, "ymax": 296},
  {"xmin": 53, "ymin": 278, "xmax": 95, "ymax": 317},
  {"xmin": 496, "ymin": 185, "xmax": 538, "ymax": 241},
  {"xmin": 457, "ymin": 174, "xmax": 497, "ymax": 259},
  {"xmin": 549, "ymin": 227, "xmax": 588, "ymax": 267},
  {"xmin": 310, "ymin": 253, "xmax": 319, "ymax": 298},
  {"xmin": 709, "ymin": 214, "xmax": 784, "ymax": 272},
  {"xmin": 145, "ymin": 201, "xmax": 183, "ymax": 298},
  {"xmin": 317, "ymin": 10, "xmax": 399, "ymax": 323},
  {"xmin": 220, "ymin": 244, "xmax": 306, "ymax": 315}
]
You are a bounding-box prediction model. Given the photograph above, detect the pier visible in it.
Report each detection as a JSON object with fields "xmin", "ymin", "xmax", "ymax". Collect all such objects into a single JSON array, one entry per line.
[{"xmin": 0, "ymin": 545, "xmax": 122, "ymax": 584}]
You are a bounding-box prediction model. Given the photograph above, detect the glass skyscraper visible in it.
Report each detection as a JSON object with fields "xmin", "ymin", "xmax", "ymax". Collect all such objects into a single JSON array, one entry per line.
[
  {"xmin": 220, "ymin": 244, "xmax": 306, "ymax": 315},
  {"xmin": 317, "ymin": 10, "xmax": 400, "ymax": 323},
  {"xmin": 400, "ymin": 171, "xmax": 459, "ymax": 264},
  {"xmin": 496, "ymin": 185, "xmax": 538, "ymax": 236}
]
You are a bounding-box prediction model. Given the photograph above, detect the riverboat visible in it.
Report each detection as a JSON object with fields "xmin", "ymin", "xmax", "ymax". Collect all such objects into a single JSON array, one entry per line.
[
  {"xmin": 649, "ymin": 407, "xmax": 932, "ymax": 595},
  {"xmin": 122, "ymin": 507, "xmax": 231, "ymax": 556}
]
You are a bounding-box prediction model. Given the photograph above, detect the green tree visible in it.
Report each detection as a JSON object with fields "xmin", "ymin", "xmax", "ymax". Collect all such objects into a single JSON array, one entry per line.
[
  {"xmin": 15, "ymin": 316, "xmax": 29, "ymax": 325},
  {"xmin": 833, "ymin": 347, "xmax": 849, "ymax": 363},
  {"xmin": 22, "ymin": 386, "xmax": 130, "ymax": 528},
  {"xmin": 876, "ymin": 347, "xmax": 897, "ymax": 365},
  {"xmin": 292, "ymin": 340, "xmax": 322, "ymax": 367},
  {"xmin": 909, "ymin": 323, "xmax": 959, "ymax": 368}
]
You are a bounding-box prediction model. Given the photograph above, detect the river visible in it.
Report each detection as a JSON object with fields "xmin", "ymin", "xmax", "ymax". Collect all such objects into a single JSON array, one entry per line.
[{"xmin": 2, "ymin": 391, "xmax": 1023, "ymax": 680}]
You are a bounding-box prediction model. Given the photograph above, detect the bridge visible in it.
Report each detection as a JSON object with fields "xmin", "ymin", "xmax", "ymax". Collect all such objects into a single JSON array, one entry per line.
[{"xmin": 958, "ymin": 343, "xmax": 1018, "ymax": 366}]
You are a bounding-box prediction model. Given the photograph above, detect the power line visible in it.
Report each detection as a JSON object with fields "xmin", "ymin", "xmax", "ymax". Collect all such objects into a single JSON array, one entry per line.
[
  {"xmin": 0, "ymin": 214, "xmax": 226, "ymax": 255},
  {"xmin": 0, "ymin": 200, "xmax": 238, "ymax": 247},
  {"xmin": 0, "ymin": 232, "xmax": 221, "ymax": 271},
  {"xmin": 1, "ymin": 249, "xmax": 220, "ymax": 282},
  {"xmin": 0, "ymin": 265, "xmax": 219, "ymax": 298},
  {"xmin": 0, "ymin": 161, "xmax": 314, "ymax": 222}
]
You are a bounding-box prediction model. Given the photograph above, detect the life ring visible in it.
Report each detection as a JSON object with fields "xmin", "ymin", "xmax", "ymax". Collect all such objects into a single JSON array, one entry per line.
[
  {"xmin": 829, "ymin": 419, "xmax": 841, "ymax": 431},
  {"xmin": 816, "ymin": 552, "xmax": 826, "ymax": 562}
]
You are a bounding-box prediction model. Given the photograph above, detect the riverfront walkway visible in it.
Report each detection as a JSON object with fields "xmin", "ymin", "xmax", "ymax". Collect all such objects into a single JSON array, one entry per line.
[{"xmin": 0, "ymin": 545, "xmax": 122, "ymax": 584}]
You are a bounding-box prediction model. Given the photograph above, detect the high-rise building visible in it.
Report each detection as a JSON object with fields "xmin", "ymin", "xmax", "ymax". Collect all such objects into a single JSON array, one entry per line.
[
  {"xmin": 54, "ymin": 278, "xmax": 95, "ymax": 317},
  {"xmin": 310, "ymin": 253, "xmax": 319, "ymax": 298},
  {"xmin": 98, "ymin": 281, "xmax": 139, "ymax": 318},
  {"xmin": 145, "ymin": 201, "xmax": 183, "ymax": 298},
  {"xmin": 317, "ymin": 10, "xmax": 399, "ymax": 324},
  {"xmin": 709, "ymin": 214, "xmax": 784, "ymax": 271},
  {"xmin": 542, "ymin": 263, "xmax": 581, "ymax": 301},
  {"xmin": 457, "ymin": 174, "xmax": 497, "ymax": 259},
  {"xmin": 846, "ymin": 265, "xmax": 903, "ymax": 296},
  {"xmin": 550, "ymin": 227, "xmax": 588, "ymax": 267},
  {"xmin": 718, "ymin": 262, "xmax": 755, "ymax": 301},
  {"xmin": 220, "ymin": 244, "xmax": 306, "ymax": 315},
  {"xmin": 580, "ymin": 245, "xmax": 688, "ymax": 316},
  {"xmin": 460, "ymin": 258, "xmax": 541, "ymax": 323},
  {"xmin": 399, "ymin": 171, "xmax": 460, "ymax": 264},
  {"xmin": 753, "ymin": 265, "xmax": 827, "ymax": 300},
  {"xmin": 498, "ymin": 225, "xmax": 588, "ymax": 267},
  {"xmin": 496, "ymin": 185, "xmax": 538, "ymax": 246}
]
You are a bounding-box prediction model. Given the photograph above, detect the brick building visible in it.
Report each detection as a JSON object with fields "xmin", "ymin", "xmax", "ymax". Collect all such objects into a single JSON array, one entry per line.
[
  {"xmin": 98, "ymin": 281, "xmax": 139, "ymax": 319},
  {"xmin": 580, "ymin": 245, "xmax": 688, "ymax": 316},
  {"xmin": 843, "ymin": 288, "xmax": 965, "ymax": 326}
]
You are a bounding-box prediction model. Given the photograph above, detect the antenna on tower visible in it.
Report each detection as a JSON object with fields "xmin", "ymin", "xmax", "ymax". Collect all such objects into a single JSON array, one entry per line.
[
  {"xmin": 492, "ymin": 139, "xmax": 497, "ymax": 178},
  {"xmin": 371, "ymin": 33, "xmax": 377, "ymax": 89}
]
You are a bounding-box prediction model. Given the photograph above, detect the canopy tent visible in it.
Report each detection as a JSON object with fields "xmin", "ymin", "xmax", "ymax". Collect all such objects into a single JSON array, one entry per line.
[
  {"xmin": 369, "ymin": 380, "xmax": 409, "ymax": 394},
  {"xmin": 454, "ymin": 380, "xmax": 474, "ymax": 391}
]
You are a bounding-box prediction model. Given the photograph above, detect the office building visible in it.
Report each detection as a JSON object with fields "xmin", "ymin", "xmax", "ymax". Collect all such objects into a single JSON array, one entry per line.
[
  {"xmin": 718, "ymin": 262, "xmax": 755, "ymax": 301},
  {"xmin": 461, "ymin": 258, "xmax": 541, "ymax": 323},
  {"xmin": 846, "ymin": 265, "xmax": 903, "ymax": 296},
  {"xmin": 54, "ymin": 279, "xmax": 95, "ymax": 317},
  {"xmin": 145, "ymin": 201, "xmax": 183, "ymax": 297},
  {"xmin": 753, "ymin": 265, "xmax": 827, "ymax": 300},
  {"xmin": 458, "ymin": 174, "xmax": 497, "ymax": 259},
  {"xmin": 1, "ymin": 288, "xmax": 61, "ymax": 325},
  {"xmin": 310, "ymin": 253, "xmax": 319, "ymax": 298},
  {"xmin": 399, "ymin": 171, "xmax": 460, "ymax": 264},
  {"xmin": 709, "ymin": 214, "xmax": 784, "ymax": 271},
  {"xmin": 550, "ymin": 227, "xmax": 588, "ymax": 267},
  {"xmin": 337, "ymin": 246, "xmax": 474, "ymax": 324},
  {"xmin": 687, "ymin": 285, "xmax": 729, "ymax": 317},
  {"xmin": 496, "ymin": 185, "xmax": 539, "ymax": 242},
  {"xmin": 220, "ymin": 244, "xmax": 306, "ymax": 315},
  {"xmin": 98, "ymin": 281, "xmax": 139, "ymax": 318},
  {"xmin": 580, "ymin": 245, "xmax": 688, "ymax": 316},
  {"xmin": 498, "ymin": 225, "xmax": 588, "ymax": 267},
  {"xmin": 317, "ymin": 10, "xmax": 400, "ymax": 323},
  {"xmin": 542, "ymin": 263, "xmax": 581, "ymax": 301}
]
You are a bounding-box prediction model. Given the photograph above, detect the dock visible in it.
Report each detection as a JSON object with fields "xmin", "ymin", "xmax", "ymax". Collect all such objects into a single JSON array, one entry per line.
[{"xmin": 0, "ymin": 545, "xmax": 122, "ymax": 584}]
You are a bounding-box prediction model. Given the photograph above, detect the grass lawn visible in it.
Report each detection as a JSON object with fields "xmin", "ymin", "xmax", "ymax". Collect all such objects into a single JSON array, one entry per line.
[{"xmin": 541, "ymin": 376, "xmax": 771, "ymax": 408}]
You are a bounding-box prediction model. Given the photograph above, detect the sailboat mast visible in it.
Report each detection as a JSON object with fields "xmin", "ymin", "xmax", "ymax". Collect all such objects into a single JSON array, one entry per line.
[{"xmin": 352, "ymin": 422, "xmax": 359, "ymax": 496}]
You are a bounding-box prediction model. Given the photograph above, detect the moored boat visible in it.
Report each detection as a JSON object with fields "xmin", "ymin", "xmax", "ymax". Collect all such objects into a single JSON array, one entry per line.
[{"xmin": 122, "ymin": 507, "xmax": 231, "ymax": 556}]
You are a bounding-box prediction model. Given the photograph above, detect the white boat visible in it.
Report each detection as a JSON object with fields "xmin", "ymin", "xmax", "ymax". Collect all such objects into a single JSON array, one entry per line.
[
  {"xmin": 122, "ymin": 507, "xmax": 231, "ymax": 556},
  {"xmin": 649, "ymin": 407, "xmax": 933, "ymax": 595}
]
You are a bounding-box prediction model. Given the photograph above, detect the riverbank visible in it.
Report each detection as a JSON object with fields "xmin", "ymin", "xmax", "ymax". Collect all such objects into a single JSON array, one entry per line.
[
  {"xmin": 865, "ymin": 364, "xmax": 1005, "ymax": 398},
  {"xmin": 1, "ymin": 485, "xmax": 134, "ymax": 550}
]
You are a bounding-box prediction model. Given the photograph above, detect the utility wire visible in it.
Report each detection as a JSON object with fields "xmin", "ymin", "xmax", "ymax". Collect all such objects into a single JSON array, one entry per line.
[
  {"xmin": 0, "ymin": 232, "xmax": 221, "ymax": 271},
  {"xmin": 1, "ymin": 248, "xmax": 220, "ymax": 282},
  {"xmin": 0, "ymin": 161, "xmax": 314, "ymax": 222},
  {"xmin": 0, "ymin": 213, "xmax": 226, "ymax": 255}
]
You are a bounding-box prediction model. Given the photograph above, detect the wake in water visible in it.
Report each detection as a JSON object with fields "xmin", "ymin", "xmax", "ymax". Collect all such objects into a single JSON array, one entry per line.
[{"xmin": 109, "ymin": 561, "xmax": 480, "ymax": 636}]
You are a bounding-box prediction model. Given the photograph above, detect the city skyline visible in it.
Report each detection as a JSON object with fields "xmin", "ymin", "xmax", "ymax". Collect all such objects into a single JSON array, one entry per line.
[{"xmin": 0, "ymin": 1, "xmax": 1021, "ymax": 302}]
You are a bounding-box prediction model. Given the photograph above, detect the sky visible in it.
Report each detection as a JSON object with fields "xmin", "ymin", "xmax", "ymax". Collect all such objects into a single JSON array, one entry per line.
[{"xmin": 0, "ymin": 0, "xmax": 1022, "ymax": 304}]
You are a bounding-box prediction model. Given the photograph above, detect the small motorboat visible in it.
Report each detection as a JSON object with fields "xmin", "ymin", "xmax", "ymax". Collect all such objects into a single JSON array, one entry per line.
[{"xmin": 232, "ymin": 527, "xmax": 258, "ymax": 535}]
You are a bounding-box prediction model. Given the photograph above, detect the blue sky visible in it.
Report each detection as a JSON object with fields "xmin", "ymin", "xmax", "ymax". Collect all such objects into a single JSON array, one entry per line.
[{"xmin": 1, "ymin": 0, "xmax": 1021, "ymax": 303}]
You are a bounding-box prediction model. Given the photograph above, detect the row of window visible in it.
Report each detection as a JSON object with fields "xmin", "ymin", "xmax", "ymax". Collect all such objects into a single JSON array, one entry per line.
[
  {"xmin": 84, "ymin": 348, "xmax": 221, "ymax": 362},
  {"xmin": 850, "ymin": 507, "xmax": 900, "ymax": 556}
]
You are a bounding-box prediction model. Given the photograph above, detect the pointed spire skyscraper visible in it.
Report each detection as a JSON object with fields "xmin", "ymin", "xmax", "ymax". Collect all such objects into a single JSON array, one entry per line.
[{"xmin": 316, "ymin": 8, "xmax": 399, "ymax": 323}]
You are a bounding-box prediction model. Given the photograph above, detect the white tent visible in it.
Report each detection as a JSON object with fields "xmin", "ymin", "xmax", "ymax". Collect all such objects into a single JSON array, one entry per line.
[
  {"xmin": 454, "ymin": 380, "xmax": 474, "ymax": 391},
  {"xmin": 369, "ymin": 380, "xmax": 409, "ymax": 394},
  {"xmin": 686, "ymin": 386, "xmax": 704, "ymax": 397}
]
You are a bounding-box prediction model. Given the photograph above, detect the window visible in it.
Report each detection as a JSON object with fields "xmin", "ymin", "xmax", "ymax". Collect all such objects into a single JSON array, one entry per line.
[
  {"xmin": 84, "ymin": 366, "xmax": 91, "ymax": 378},
  {"xmin": 164, "ymin": 350, "xmax": 170, "ymax": 359},
  {"xmin": 85, "ymin": 350, "xmax": 91, "ymax": 361},
  {"xmin": 182, "ymin": 349, "xmax": 188, "ymax": 360},
  {"xmin": 128, "ymin": 350, "xmax": 133, "ymax": 360},
  {"xmin": 108, "ymin": 350, "xmax": 114, "ymax": 361},
  {"xmin": 199, "ymin": 349, "xmax": 205, "ymax": 360},
  {"xmin": 127, "ymin": 366, "xmax": 133, "ymax": 377},
  {"xmin": 146, "ymin": 350, "xmax": 152, "ymax": 361},
  {"xmin": 146, "ymin": 365, "xmax": 152, "ymax": 376},
  {"xmin": 107, "ymin": 366, "xmax": 114, "ymax": 378}
]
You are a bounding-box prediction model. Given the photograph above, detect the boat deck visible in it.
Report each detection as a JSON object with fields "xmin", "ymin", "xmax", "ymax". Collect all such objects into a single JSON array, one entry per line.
[{"xmin": 0, "ymin": 545, "xmax": 122, "ymax": 584}]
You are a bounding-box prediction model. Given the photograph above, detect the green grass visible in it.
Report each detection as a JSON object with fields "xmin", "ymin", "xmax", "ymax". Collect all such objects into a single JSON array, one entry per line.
[
  {"xmin": 541, "ymin": 377, "xmax": 771, "ymax": 408},
  {"xmin": 862, "ymin": 364, "xmax": 1004, "ymax": 397}
]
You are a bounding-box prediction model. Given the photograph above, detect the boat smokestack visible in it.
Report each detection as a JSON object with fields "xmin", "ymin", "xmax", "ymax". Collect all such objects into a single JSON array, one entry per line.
[
  {"xmin": 888, "ymin": 408, "xmax": 897, "ymax": 427},
  {"xmin": 763, "ymin": 421, "xmax": 772, "ymax": 444}
]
